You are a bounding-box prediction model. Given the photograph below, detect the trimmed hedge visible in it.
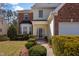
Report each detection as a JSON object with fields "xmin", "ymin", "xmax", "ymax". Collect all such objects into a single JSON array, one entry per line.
[
  {"xmin": 52, "ymin": 35, "xmax": 79, "ymax": 56},
  {"xmin": 28, "ymin": 38, "xmax": 36, "ymax": 44},
  {"xmin": 25, "ymin": 42, "xmax": 36, "ymax": 49},
  {"xmin": 29, "ymin": 45, "xmax": 47, "ymax": 56},
  {"xmin": 0, "ymin": 35, "xmax": 10, "ymax": 41},
  {"xmin": 15, "ymin": 34, "xmax": 36, "ymax": 41},
  {"xmin": 25, "ymin": 38, "xmax": 37, "ymax": 49},
  {"xmin": 15, "ymin": 34, "xmax": 24, "ymax": 41}
]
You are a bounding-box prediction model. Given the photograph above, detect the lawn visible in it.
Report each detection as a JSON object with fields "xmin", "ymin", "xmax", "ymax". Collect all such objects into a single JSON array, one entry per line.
[{"xmin": 0, "ymin": 41, "xmax": 27, "ymax": 56}]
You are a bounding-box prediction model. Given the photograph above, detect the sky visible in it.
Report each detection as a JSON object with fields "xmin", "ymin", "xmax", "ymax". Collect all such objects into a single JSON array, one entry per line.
[{"xmin": 3, "ymin": 3, "xmax": 34, "ymax": 11}]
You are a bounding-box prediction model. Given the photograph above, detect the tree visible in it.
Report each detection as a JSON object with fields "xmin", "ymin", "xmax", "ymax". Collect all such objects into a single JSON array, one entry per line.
[
  {"xmin": 6, "ymin": 10, "xmax": 13, "ymax": 23},
  {"xmin": 7, "ymin": 24, "xmax": 17, "ymax": 40}
]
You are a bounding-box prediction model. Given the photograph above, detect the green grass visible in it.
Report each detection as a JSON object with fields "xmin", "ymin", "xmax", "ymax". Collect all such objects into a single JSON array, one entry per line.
[{"xmin": 0, "ymin": 41, "xmax": 27, "ymax": 56}]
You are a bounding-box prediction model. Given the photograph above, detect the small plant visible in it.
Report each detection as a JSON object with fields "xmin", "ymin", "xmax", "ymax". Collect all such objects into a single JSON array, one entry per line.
[
  {"xmin": 23, "ymin": 34, "xmax": 30, "ymax": 40},
  {"xmin": 29, "ymin": 45, "xmax": 47, "ymax": 56},
  {"xmin": 25, "ymin": 42, "xmax": 36, "ymax": 49}
]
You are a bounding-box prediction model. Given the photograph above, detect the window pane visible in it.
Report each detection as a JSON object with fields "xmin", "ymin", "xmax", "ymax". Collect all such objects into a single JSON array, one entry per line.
[
  {"xmin": 24, "ymin": 14, "xmax": 29, "ymax": 20},
  {"xmin": 0, "ymin": 29, "xmax": 2, "ymax": 32},
  {"xmin": 23, "ymin": 27, "xmax": 27, "ymax": 34},
  {"xmin": 39, "ymin": 10, "xmax": 43, "ymax": 18}
]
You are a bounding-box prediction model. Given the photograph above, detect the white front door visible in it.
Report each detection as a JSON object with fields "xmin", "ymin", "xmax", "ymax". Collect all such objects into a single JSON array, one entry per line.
[{"xmin": 59, "ymin": 22, "xmax": 79, "ymax": 35}]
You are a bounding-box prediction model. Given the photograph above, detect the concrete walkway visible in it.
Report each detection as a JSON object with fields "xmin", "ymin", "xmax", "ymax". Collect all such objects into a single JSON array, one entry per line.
[{"xmin": 37, "ymin": 40, "xmax": 54, "ymax": 56}]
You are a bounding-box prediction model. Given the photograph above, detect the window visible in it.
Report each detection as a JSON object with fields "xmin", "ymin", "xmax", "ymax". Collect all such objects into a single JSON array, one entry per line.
[
  {"xmin": 29, "ymin": 27, "xmax": 32, "ymax": 34},
  {"xmin": 39, "ymin": 10, "xmax": 43, "ymax": 18},
  {"xmin": 0, "ymin": 29, "xmax": 2, "ymax": 32},
  {"xmin": 24, "ymin": 14, "xmax": 29, "ymax": 20},
  {"xmin": 23, "ymin": 27, "xmax": 27, "ymax": 34}
]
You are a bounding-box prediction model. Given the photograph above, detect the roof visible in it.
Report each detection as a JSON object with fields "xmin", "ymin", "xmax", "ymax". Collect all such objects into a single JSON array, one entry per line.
[
  {"xmin": 52, "ymin": 3, "xmax": 65, "ymax": 15},
  {"xmin": 20, "ymin": 20, "xmax": 32, "ymax": 24},
  {"xmin": 32, "ymin": 3, "xmax": 61, "ymax": 9},
  {"xmin": 17, "ymin": 10, "xmax": 30, "ymax": 13}
]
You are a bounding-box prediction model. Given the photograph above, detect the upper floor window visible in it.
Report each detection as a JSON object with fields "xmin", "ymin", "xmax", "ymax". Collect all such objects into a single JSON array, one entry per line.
[
  {"xmin": 39, "ymin": 10, "xmax": 43, "ymax": 18},
  {"xmin": 24, "ymin": 14, "xmax": 29, "ymax": 20}
]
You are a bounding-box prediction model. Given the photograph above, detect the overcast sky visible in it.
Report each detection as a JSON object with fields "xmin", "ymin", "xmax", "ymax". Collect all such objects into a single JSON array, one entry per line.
[{"xmin": 3, "ymin": 3, "xmax": 34, "ymax": 11}]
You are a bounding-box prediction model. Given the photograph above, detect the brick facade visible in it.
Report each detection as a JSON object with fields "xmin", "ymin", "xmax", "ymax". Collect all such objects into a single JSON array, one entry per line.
[
  {"xmin": 18, "ymin": 12, "xmax": 24, "ymax": 24},
  {"xmin": 28, "ymin": 12, "xmax": 33, "ymax": 22},
  {"xmin": 54, "ymin": 3, "xmax": 79, "ymax": 35}
]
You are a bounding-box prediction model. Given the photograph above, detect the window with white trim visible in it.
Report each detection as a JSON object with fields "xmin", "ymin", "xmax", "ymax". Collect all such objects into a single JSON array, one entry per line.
[
  {"xmin": 39, "ymin": 10, "xmax": 43, "ymax": 18},
  {"xmin": 23, "ymin": 26, "xmax": 27, "ymax": 34}
]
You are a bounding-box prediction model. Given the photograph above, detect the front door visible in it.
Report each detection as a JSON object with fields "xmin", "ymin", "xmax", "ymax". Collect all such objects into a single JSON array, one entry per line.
[
  {"xmin": 37, "ymin": 28, "xmax": 44, "ymax": 39},
  {"xmin": 39, "ymin": 28, "xmax": 43, "ymax": 38}
]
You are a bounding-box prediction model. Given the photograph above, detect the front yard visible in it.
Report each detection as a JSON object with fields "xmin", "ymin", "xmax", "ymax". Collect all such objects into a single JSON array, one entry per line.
[{"xmin": 0, "ymin": 41, "xmax": 27, "ymax": 56}]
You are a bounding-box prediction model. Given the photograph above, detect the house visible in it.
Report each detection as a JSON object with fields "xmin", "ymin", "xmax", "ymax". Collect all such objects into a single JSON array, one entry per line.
[
  {"xmin": 17, "ymin": 10, "xmax": 32, "ymax": 34},
  {"xmin": 17, "ymin": 3, "xmax": 79, "ymax": 39},
  {"xmin": 49, "ymin": 3, "xmax": 79, "ymax": 36},
  {"xmin": 0, "ymin": 4, "xmax": 8, "ymax": 35},
  {"xmin": 31, "ymin": 3, "xmax": 60, "ymax": 39}
]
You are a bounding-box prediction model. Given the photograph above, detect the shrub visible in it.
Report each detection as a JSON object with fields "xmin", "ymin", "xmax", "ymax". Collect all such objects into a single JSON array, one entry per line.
[
  {"xmin": 0, "ymin": 35, "xmax": 10, "ymax": 41},
  {"xmin": 29, "ymin": 45, "xmax": 47, "ymax": 56},
  {"xmin": 7, "ymin": 24, "xmax": 17, "ymax": 40},
  {"xmin": 28, "ymin": 38, "xmax": 36, "ymax": 44},
  {"xmin": 29, "ymin": 35, "xmax": 36, "ymax": 39},
  {"xmin": 15, "ymin": 34, "xmax": 24, "ymax": 41},
  {"xmin": 23, "ymin": 34, "xmax": 30, "ymax": 40},
  {"xmin": 25, "ymin": 41, "xmax": 36, "ymax": 49},
  {"xmin": 44, "ymin": 36, "xmax": 48, "ymax": 42},
  {"xmin": 15, "ymin": 34, "xmax": 33, "ymax": 41},
  {"xmin": 48, "ymin": 38, "xmax": 52, "ymax": 45},
  {"xmin": 52, "ymin": 35, "xmax": 79, "ymax": 56}
]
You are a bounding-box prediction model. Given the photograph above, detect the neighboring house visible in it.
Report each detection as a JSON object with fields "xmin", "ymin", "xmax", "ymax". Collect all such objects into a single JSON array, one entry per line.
[
  {"xmin": 0, "ymin": 4, "xmax": 8, "ymax": 35},
  {"xmin": 31, "ymin": 3, "xmax": 60, "ymax": 39},
  {"xmin": 49, "ymin": 3, "xmax": 79, "ymax": 36},
  {"xmin": 17, "ymin": 10, "xmax": 32, "ymax": 34},
  {"xmin": 0, "ymin": 16, "xmax": 8, "ymax": 35}
]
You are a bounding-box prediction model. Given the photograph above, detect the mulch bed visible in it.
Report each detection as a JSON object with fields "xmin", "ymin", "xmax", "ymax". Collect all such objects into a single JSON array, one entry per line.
[{"xmin": 19, "ymin": 47, "xmax": 29, "ymax": 56}]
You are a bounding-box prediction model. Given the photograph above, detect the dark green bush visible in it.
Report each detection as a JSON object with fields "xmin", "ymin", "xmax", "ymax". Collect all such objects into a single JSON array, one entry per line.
[
  {"xmin": 48, "ymin": 38, "xmax": 52, "ymax": 45},
  {"xmin": 28, "ymin": 38, "xmax": 36, "ymax": 43},
  {"xmin": 25, "ymin": 41, "xmax": 36, "ymax": 49},
  {"xmin": 23, "ymin": 34, "xmax": 30, "ymax": 40},
  {"xmin": 52, "ymin": 35, "xmax": 79, "ymax": 56},
  {"xmin": 0, "ymin": 35, "xmax": 10, "ymax": 41},
  {"xmin": 44, "ymin": 36, "xmax": 48, "ymax": 42},
  {"xmin": 7, "ymin": 24, "xmax": 17, "ymax": 40},
  {"xmin": 15, "ymin": 34, "xmax": 24, "ymax": 41},
  {"xmin": 29, "ymin": 35, "xmax": 36, "ymax": 39},
  {"xmin": 15, "ymin": 34, "xmax": 34, "ymax": 41},
  {"xmin": 29, "ymin": 45, "xmax": 47, "ymax": 56}
]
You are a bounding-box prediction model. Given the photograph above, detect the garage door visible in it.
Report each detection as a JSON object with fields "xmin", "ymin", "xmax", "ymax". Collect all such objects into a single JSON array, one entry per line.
[{"xmin": 59, "ymin": 22, "xmax": 79, "ymax": 35}]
